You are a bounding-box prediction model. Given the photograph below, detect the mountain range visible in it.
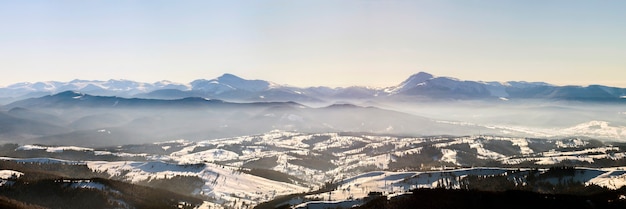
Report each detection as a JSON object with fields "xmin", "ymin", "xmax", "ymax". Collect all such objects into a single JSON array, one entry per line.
[{"xmin": 2, "ymin": 72, "xmax": 625, "ymax": 104}]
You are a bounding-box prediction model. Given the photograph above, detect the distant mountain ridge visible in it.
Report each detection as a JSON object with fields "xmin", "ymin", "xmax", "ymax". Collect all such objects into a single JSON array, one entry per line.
[
  {"xmin": 1, "ymin": 72, "xmax": 625, "ymax": 103},
  {"xmin": 1, "ymin": 90, "xmax": 488, "ymax": 146}
]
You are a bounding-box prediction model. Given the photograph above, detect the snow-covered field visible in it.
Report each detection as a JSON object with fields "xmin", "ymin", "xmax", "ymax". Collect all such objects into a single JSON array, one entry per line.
[
  {"xmin": 0, "ymin": 156, "xmax": 306, "ymax": 209},
  {"xmin": 479, "ymin": 120, "xmax": 626, "ymax": 141},
  {"xmin": 0, "ymin": 169, "xmax": 22, "ymax": 187},
  {"xmin": 0, "ymin": 170, "xmax": 23, "ymax": 179},
  {"xmin": 87, "ymin": 160, "xmax": 307, "ymax": 208}
]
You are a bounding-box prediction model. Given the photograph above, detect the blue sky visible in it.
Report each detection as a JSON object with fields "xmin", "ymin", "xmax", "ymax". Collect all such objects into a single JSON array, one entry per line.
[{"xmin": 1, "ymin": 0, "xmax": 625, "ymax": 87}]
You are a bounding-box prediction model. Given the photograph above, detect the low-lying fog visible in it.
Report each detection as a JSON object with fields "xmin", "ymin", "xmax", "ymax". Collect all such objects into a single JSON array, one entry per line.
[
  {"xmin": 381, "ymin": 100, "xmax": 626, "ymax": 127},
  {"xmin": 1, "ymin": 98, "xmax": 625, "ymax": 147}
]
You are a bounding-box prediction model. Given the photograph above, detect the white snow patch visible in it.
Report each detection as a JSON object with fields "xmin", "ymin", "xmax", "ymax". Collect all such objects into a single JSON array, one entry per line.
[
  {"xmin": 97, "ymin": 129, "xmax": 111, "ymax": 133},
  {"xmin": 177, "ymin": 149, "xmax": 239, "ymax": 164},
  {"xmin": 48, "ymin": 146, "xmax": 93, "ymax": 153},
  {"xmin": 509, "ymin": 138, "xmax": 533, "ymax": 155},
  {"xmin": 556, "ymin": 139, "xmax": 588, "ymax": 148},
  {"xmin": 93, "ymin": 151, "xmax": 147, "ymax": 158},
  {"xmin": 0, "ymin": 170, "xmax": 23, "ymax": 179},
  {"xmin": 15, "ymin": 144, "xmax": 47, "ymax": 151},
  {"xmin": 16, "ymin": 145, "xmax": 93, "ymax": 153},
  {"xmin": 154, "ymin": 139, "xmax": 191, "ymax": 145},
  {"xmin": 0, "ymin": 157, "xmax": 85, "ymax": 165},
  {"xmin": 68, "ymin": 180, "xmax": 107, "ymax": 190},
  {"xmin": 284, "ymin": 114, "xmax": 304, "ymax": 122},
  {"xmin": 440, "ymin": 149, "xmax": 459, "ymax": 165},
  {"xmin": 587, "ymin": 168, "xmax": 626, "ymax": 189}
]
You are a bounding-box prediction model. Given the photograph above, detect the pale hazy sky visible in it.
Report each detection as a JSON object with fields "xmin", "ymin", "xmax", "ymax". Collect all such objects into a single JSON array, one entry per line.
[{"xmin": 1, "ymin": 0, "xmax": 625, "ymax": 87}]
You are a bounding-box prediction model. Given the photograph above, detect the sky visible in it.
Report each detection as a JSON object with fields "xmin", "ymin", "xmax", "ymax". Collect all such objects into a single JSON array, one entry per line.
[{"xmin": 0, "ymin": 0, "xmax": 625, "ymax": 88}]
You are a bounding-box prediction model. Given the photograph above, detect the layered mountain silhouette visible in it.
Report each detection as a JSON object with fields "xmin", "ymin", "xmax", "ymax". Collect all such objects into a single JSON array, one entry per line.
[
  {"xmin": 1, "ymin": 91, "xmax": 485, "ymax": 146},
  {"xmin": 1, "ymin": 72, "xmax": 625, "ymax": 104}
]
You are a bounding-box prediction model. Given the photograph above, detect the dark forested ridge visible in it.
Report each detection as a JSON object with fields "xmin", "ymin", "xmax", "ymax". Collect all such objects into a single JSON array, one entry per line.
[
  {"xmin": 355, "ymin": 188, "xmax": 626, "ymax": 209},
  {"xmin": 0, "ymin": 178, "xmax": 203, "ymax": 209},
  {"xmin": 0, "ymin": 160, "xmax": 203, "ymax": 209},
  {"xmin": 352, "ymin": 168, "xmax": 626, "ymax": 209},
  {"xmin": 0, "ymin": 195, "xmax": 48, "ymax": 209}
]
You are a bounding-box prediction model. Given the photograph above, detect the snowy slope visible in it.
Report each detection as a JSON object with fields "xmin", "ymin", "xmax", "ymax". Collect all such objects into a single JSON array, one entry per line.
[
  {"xmin": 0, "ymin": 170, "xmax": 23, "ymax": 179},
  {"xmin": 0, "ymin": 156, "xmax": 306, "ymax": 209},
  {"xmin": 87, "ymin": 160, "xmax": 307, "ymax": 207}
]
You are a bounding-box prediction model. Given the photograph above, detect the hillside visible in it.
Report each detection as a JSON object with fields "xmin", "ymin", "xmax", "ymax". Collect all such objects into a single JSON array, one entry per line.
[{"xmin": 3, "ymin": 131, "xmax": 626, "ymax": 208}]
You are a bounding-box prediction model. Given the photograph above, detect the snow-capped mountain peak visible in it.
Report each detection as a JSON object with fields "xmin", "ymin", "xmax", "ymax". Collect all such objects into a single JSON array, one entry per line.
[
  {"xmin": 216, "ymin": 73, "xmax": 242, "ymax": 81},
  {"xmin": 385, "ymin": 72, "xmax": 434, "ymax": 94},
  {"xmin": 402, "ymin": 72, "xmax": 434, "ymax": 85},
  {"xmin": 191, "ymin": 73, "xmax": 279, "ymax": 94}
]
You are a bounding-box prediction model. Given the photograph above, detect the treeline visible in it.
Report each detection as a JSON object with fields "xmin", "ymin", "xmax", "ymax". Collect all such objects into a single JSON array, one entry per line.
[
  {"xmin": 0, "ymin": 160, "xmax": 109, "ymax": 181},
  {"xmin": 0, "ymin": 178, "xmax": 203, "ymax": 209},
  {"xmin": 389, "ymin": 145, "xmax": 455, "ymax": 170},
  {"xmin": 0, "ymin": 143, "xmax": 146, "ymax": 162},
  {"xmin": 457, "ymin": 167, "xmax": 611, "ymax": 195},
  {"xmin": 420, "ymin": 166, "xmax": 615, "ymax": 195},
  {"xmin": 388, "ymin": 144, "xmax": 626, "ymax": 171},
  {"xmin": 238, "ymin": 168, "xmax": 303, "ymax": 184},
  {"xmin": 0, "ymin": 195, "xmax": 48, "ymax": 209},
  {"xmin": 0, "ymin": 159, "xmax": 206, "ymax": 208},
  {"xmin": 355, "ymin": 188, "xmax": 626, "ymax": 209},
  {"xmin": 136, "ymin": 175, "xmax": 205, "ymax": 196},
  {"xmin": 364, "ymin": 167, "xmax": 625, "ymax": 209}
]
